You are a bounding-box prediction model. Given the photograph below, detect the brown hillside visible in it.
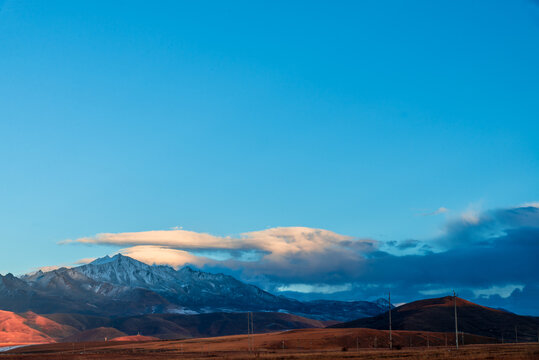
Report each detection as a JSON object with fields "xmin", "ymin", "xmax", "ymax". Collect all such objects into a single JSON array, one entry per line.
[
  {"xmin": 111, "ymin": 335, "xmax": 159, "ymax": 341},
  {"xmin": 20, "ymin": 311, "xmax": 78, "ymax": 339},
  {"xmin": 0, "ymin": 310, "xmax": 54, "ymax": 344},
  {"xmin": 331, "ymin": 296, "xmax": 539, "ymax": 341},
  {"xmin": 62, "ymin": 327, "xmax": 127, "ymax": 342}
]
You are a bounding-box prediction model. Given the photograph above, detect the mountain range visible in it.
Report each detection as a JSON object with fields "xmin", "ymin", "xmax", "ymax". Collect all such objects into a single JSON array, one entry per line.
[
  {"xmin": 4, "ymin": 295, "xmax": 537, "ymax": 346},
  {"xmin": 0, "ymin": 254, "xmax": 388, "ymax": 321}
]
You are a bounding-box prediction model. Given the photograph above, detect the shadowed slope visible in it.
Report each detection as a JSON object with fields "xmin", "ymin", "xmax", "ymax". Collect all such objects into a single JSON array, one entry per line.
[
  {"xmin": 42, "ymin": 311, "xmax": 328, "ymax": 340},
  {"xmin": 108, "ymin": 311, "xmax": 328, "ymax": 339},
  {"xmin": 331, "ymin": 296, "xmax": 539, "ymax": 341},
  {"xmin": 62, "ymin": 327, "xmax": 127, "ymax": 342}
]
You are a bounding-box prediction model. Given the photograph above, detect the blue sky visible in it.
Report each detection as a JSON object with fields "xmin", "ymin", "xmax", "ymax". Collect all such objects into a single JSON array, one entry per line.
[{"xmin": 1, "ymin": 1, "xmax": 538, "ymax": 312}]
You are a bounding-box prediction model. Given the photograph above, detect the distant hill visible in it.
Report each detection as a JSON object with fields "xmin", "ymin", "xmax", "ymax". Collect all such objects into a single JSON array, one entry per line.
[
  {"xmin": 62, "ymin": 327, "xmax": 127, "ymax": 342},
  {"xmin": 0, "ymin": 310, "xmax": 77, "ymax": 344},
  {"xmin": 330, "ymin": 296, "xmax": 539, "ymax": 342},
  {"xmin": 2, "ymin": 309, "xmax": 329, "ymax": 342},
  {"xmin": 109, "ymin": 311, "xmax": 328, "ymax": 339},
  {"xmin": 111, "ymin": 335, "xmax": 159, "ymax": 341},
  {"xmin": 44, "ymin": 311, "xmax": 328, "ymax": 340}
]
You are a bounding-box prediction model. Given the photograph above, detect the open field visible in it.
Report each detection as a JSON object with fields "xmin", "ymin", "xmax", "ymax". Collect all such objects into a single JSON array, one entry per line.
[
  {"xmin": 2, "ymin": 343, "xmax": 538, "ymax": 359},
  {"xmin": 2, "ymin": 328, "xmax": 538, "ymax": 359}
]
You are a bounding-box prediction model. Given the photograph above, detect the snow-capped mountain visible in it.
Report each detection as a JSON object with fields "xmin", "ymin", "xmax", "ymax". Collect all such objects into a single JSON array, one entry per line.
[
  {"xmin": 3, "ymin": 254, "xmax": 389, "ymax": 321},
  {"xmin": 71, "ymin": 254, "xmax": 294, "ymax": 313}
]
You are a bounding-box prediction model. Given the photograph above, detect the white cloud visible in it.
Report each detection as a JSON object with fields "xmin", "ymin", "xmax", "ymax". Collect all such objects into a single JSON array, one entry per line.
[
  {"xmin": 459, "ymin": 202, "xmax": 484, "ymax": 225},
  {"xmin": 60, "ymin": 229, "xmax": 233, "ymax": 248},
  {"xmin": 30, "ymin": 265, "xmax": 63, "ymax": 273},
  {"xmin": 461, "ymin": 209, "xmax": 480, "ymax": 224},
  {"xmin": 119, "ymin": 245, "xmax": 209, "ymax": 268},
  {"xmin": 418, "ymin": 288, "xmax": 453, "ymax": 296},
  {"xmin": 276, "ymin": 283, "xmax": 353, "ymax": 294},
  {"xmin": 62, "ymin": 226, "xmax": 377, "ymax": 262},
  {"xmin": 74, "ymin": 257, "xmax": 97, "ymax": 265},
  {"xmin": 472, "ymin": 284, "xmax": 524, "ymax": 299},
  {"xmin": 422, "ymin": 207, "xmax": 449, "ymax": 216},
  {"xmin": 518, "ymin": 202, "xmax": 539, "ymax": 209}
]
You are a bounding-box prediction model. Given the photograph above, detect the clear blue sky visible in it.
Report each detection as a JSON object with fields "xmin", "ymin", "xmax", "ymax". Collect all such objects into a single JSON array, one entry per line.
[{"xmin": 1, "ymin": 0, "xmax": 538, "ymax": 276}]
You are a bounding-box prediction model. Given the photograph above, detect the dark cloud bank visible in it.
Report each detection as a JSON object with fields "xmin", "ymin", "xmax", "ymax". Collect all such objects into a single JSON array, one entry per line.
[{"xmin": 201, "ymin": 205, "xmax": 539, "ymax": 315}]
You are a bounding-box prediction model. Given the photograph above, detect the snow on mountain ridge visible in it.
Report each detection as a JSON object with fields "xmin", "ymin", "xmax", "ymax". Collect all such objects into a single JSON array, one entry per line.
[
  {"xmin": 89, "ymin": 255, "xmax": 114, "ymax": 265},
  {"xmin": 70, "ymin": 254, "xmax": 300, "ymax": 312},
  {"xmin": 73, "ymin": 254, "xmax": 254, "ymax": 299},
  {"xmin": 75, "ymin": 254, "xmax": 179, "ymax": 292}
]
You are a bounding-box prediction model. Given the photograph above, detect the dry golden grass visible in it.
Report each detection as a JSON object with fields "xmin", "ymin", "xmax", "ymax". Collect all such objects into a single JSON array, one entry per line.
[
  {"xmin": 2, "ymin": 344, "xmax": 539, "ymax": 359},
  {"xmin": 3, "ymin": 328, "xmax": 538, "ymax": 359}
]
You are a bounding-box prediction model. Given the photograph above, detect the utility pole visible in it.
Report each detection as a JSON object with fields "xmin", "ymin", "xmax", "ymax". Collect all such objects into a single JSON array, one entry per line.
[
  {"xmin": 454, "ymin": 290, "xmax": 459, "ymax": 350},
  {"xmin": 247, "ymin": 312, "xmax": 254, "ymax": 351},
  {"xmin": 389, "ymin": 291, "xmax": 392, "ymax": 350},
  {"xmin": 515, "ymin": 326, "xmax": 518, "ymax": 343}
]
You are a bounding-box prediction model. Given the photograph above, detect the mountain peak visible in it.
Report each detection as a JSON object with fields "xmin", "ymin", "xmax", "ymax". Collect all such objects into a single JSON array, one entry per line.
[
  {"xmin": 89, "ymin": 253, "xmax": 145, "ymax": 267},
  {"xmin": 374, "ymin": 297, "xmax": 392, "ymax": 308},
  {"xmin": 89, "ymin": 255, "xmax": 112, "ymax": 265}
]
